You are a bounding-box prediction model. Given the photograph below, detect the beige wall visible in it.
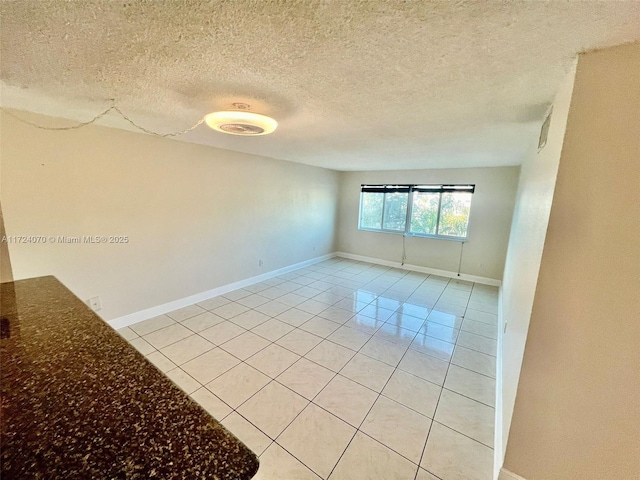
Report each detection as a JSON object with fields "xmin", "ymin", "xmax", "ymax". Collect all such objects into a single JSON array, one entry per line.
[
  {"xmin": 504, "ymin": 43, "xmax": 640, "ymax": 479},
  {"xmin": 0, "ymin": 110, "xmax": 339, "ymax": 320},
  {"xmin": 336, "ymin": 168, "xmax": 519, "ymax": 281},
  {"xmin": 498, "ymin": 61, "xmax": 576, "ymax": 465}
]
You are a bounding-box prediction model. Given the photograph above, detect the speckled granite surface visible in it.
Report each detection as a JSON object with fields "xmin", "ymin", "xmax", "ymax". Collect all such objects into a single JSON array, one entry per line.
[{"xmin": 0, "ymin": 276, "xmax": 259, "ymax": 479}]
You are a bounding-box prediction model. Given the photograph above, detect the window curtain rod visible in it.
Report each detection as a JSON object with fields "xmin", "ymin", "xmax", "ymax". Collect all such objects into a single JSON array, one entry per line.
[{"xmin": 360, "ymin": 184, "xmax": 475, "ymax": 194}]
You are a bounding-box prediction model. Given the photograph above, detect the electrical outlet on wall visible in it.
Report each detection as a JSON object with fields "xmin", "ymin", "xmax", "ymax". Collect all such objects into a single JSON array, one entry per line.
[{"xmin": 88, "ymin": 296, "xmax": 101, "ymax": 311}]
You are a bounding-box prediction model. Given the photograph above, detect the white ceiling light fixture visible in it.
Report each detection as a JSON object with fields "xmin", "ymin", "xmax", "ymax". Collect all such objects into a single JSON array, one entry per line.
[{"xmin": 204, "ymin": 103, "xmax": 278, "ymax": 136}]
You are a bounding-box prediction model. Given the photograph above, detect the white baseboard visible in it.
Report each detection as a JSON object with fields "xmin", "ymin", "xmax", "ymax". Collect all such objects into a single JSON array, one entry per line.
[
  {"xmin": 494, "ymin": 286, "xmax": 505, "ymax": 479},
  {"xmin": 498, "ymin": 468, "xmax": 526, "ymax": 480},
  {"xmin": 335, "ymin": 252, "xmax": 501, "ymax": 287},
  {"xmin": 108, "ymin": 252, "xmax": 337, "ymax": 329}
]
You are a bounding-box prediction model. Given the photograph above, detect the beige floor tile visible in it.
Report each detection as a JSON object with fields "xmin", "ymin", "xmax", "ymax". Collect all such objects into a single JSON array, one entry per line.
[
  {"xmin": 297, "ymin": 299, "xmax": 332, "ymax": 315},
  {"xmin": 246, "ymin": 343, "xmax": 300, "ymax": 378},
  {"xmin": 277, "ymin": 358, "xmax": 335, "ymax": 400},
  {"xmin": 343, "ymin": 315, "xmax": 384, "ymax": 335},
  {"xmin": 222, "ymin": 412, "xmax": 272, "ymax": 456},
  {"xmin": 277, "ymin": 292, "xmax": 308, "ymax": 307},
  {"xmin": 165, "ymin": 368, "xmax": 200, "ymax": 394},
  {"xmin": 361, "ymin": 395, "xmax": 432, "ymax": 464},
  {"xmin": 145, "ymin": 351, "xmax": 177, "ymax": 373},
  {"xmin": 254, "ymin": 286, "xmax": 286, "ymax": 300},
  {"xmin": 327, "ymin": 325, "xmax": 372, "ymax": 350},
  {"xmin": 304, "ymin": 340, "xmax": 356, "ymax": 372},
  {"xmin": 359, "ymin": 336, "xmax": 409, "ymax": 367},
  {"xmin": 143, "ymin": 323, "xmax": 192, "ymax": 349},
  {"xmin": 435, "ymin": 389, "xmax": 494, "ymax": 447},
  {"xmin": 129, "ymin": 314, "xmax": 175, "ymax": 336},
  {"xmin": 421, "ymin": 422, "xmax": 493, "ymax": 480},
  {"xmin": 373, "ymin": 323, "xmax": 417, "ymax": 346},
  {"xmin": 339, "ymin": 353, "xmax": 394, "ymax": 392},
  {"xmin": 444, "ymin": 365, "xmax": 496, "ymax": 407},
  {"xmin": 236, "ymin": 294, "xmax": 270, "ymax": 309},
  {"xmin": 255, "ymin": 300, "xmax": 291, "ymax": 317},
  {"xmin": 181, "ymin": 347, "xmax": 239, "ymax": 384},
  {"xmin": 329, "ymin": 431, "xmax": 418, "ymax": 480},
  {"xmin": 467, "ymin": 300, "xmax": 498, "ymax": 315},
  {"xmin": 314, "ymin": 375, "xmax": 378, "ymax": 427},
  {"xmin": 276, "ymin": 329, "xmax": 323, "ymax": 355},
  {"xmin": 277, "ymin": 403, "xmax": 356, "ymax": 479},
  {"xmin": 275, "ymin": 308, "xmax": 315, "ymax": 327},
  {"xmin": 206, "ymin": 363, "xmax": 270, "ymax": 408},
  {"xmin": 212, "ymin": 301, "xmax": 250, "ymax": 319},
  {"xmin": 426, "ymin": 310, "xmax": 463, "ymax": 329},
  {"xmin": 237, "ymin": 381, "xmax": 309, "ymax": 438},
  {"xmin": 180, "ymin": 311, "xmax": 225, "ymax": 332},
  {"xmin": 418, "ymin": 321, "xmax": 459, "ymax": 343},
  {"xmin": 432, "ymin": 302, "xmax": 466, "ymax": 317},
  {"xmin": 300, "ymin": 317, "xmax": 341, "ymax": 338},
  {"xmin": 313, "ymin": 291, "xmax": 344, "ymax": 306},
  {"xmin": 295, "ymin": 286, "xmax": 324, "ymax": 299},
  {"xmin": 334, "ymin": 298, "xmax": 368, "ymax": 313},
  {"xmin": 253, "ymin": 443, "xmax": 321, "ymax": 480},
  {"xmin": 129, "ymin": 337, "xmax": 155, "ymax": 355},
  {"xmin": 196, "ymin": 296, "xmax": 231, "ymax": 311},
  {"xmin": 251, "ymin": 318, "xmax": 295, "ymax": 341},
  {"xmin": 456, "ymin": 331, "xmax": 497, "ymax": 357},
  {"xmin": 223, "ymin": 288, "xmax": 253, "ymax": 301},
  {"xmin": 452, "ymin": 345, "xmax": 496, "ymax": 378},
  {"xmin": 160, "ymin": 334, "xmax": 215, "ymax": 365},
  {"xmin": 461, "ymin": 318, "xmax": 498, "ymax": 340},
  {"xmin": 190, "ymin": 387, "xmax": 232, "ymax": 420},
  {"xmin": 382, "ymin": 370, "xmax": 441, "ymax": 418},
  {"xmin": 117, "ymin": 326, "xmax": 138, "ymax": 340},
  {"xmin": 463, "ymin": 308, "xmax": 498, "ymax": 326},
  {"xmin": 244, "ymin": 282, "xmax": 270, "ymax": 294},
  {"xmin": 438, "ymin": 293, "xmax": 469, "ymax": 307},
  {"xmin": 228, "ymin": 310, "xmax": 271, "ymax": 330},
  {"xmin": 166, "ymin": 304, "xmax": 207, "ymax": 322},
  {"xmin": 317, "ymin": 306, "xmax": 355, "ymax": 324},
  {"xmin": 410, "ymin": 333, "xmax": 455, "ymax": 361},
  {"xmin": 398, "ymin": 348, "xmax": 449, "ymax": 386},
  {"xmin": 199, "ymin": 320, "xmax": 246, "ymax": 345},
  {"xmin": 416, "ymin": 468, "xmax": 440, "ymax": 480},
  {"xmin": 219, "ymin": 331, "xmax": 271, "ymax": 360},
  {"xmin": 397, "ymin": 303, "xmax": 430, "ymax": 320},
  {"xmin": 359, "ymin": 304, "xmax": 396, "ymax": 322},
  {"xmin": 384, "ymin": 313, "xmax": 426, "ymax": 332}
]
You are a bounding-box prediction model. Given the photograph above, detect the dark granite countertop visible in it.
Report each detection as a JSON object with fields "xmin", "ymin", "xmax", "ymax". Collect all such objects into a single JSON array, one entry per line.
[{"xmin": 0, "ymin": 276, "xmax": 259, "ymax": 479}]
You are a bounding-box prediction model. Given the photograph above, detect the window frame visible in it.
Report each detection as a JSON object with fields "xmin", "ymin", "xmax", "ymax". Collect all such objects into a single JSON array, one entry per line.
[{"xmin": 358, "ymin": 184, "xmax": 474, "ymax": 241}]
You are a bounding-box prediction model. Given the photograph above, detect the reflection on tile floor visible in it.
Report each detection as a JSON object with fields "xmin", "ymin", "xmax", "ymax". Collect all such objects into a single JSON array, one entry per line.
[{"xmin": 118, "ymin": 258, "xmax": 498, "ymax": 480}]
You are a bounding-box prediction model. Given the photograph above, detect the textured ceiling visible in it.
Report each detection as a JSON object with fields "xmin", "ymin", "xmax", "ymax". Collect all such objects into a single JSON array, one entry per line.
[{"xmin": 1, "ymin": 1, "xmax": 639, "ymax": 171}]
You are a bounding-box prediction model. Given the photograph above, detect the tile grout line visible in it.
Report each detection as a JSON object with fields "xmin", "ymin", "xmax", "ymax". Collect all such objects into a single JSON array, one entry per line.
[
  {"xmin": 406, "ymin": 276, "xmax": 463, "ymax": 480},
  {"xmin": 322, "ymin": 272, "xmax": 446, "ymax": 479},
  {"xmin": 122, "ymin": 259, "xmax": 498, "ymax": 478}
]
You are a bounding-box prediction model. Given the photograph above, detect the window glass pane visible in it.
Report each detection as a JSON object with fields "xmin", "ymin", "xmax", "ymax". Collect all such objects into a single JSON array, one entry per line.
[
  {"xmin": 360, "ymin": 192, "xmax": 384, "ymax": 229},
  {"xmin": 382, "ymin": 192, "xmax": 408, "ymax": 231},
  {"xmin": 437, "ymin": 192, "xmax": 472, "ymax": 237},
  {"xmin": 410, "ymin": 192, "xmax": 439, "ymax": 235}
]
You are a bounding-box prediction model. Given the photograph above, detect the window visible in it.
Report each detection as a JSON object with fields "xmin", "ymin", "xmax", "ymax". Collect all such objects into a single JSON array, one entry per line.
[{"xmin": 358, "ymin": 184, "xmax": 474, "ymax": 240}]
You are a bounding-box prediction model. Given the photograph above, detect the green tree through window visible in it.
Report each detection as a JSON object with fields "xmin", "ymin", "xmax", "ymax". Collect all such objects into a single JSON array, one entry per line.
[{"xmin": 359, "ymin": 185, "xmax": 473, "ymax": 240}]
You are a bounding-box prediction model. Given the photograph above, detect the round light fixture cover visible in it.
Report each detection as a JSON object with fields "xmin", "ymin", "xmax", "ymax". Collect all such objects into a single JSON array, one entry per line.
[{"xmin": 204, "ymin": 110, "xmax": 278, "ymax": 136}]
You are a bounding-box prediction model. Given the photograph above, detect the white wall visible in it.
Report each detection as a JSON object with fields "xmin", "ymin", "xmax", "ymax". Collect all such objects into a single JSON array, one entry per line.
[
  {"xmin": 503, "ymin": 43, "xmax": 640, "ymax": 480},
  {"xmin": 0, "ymin": 110, "xmax": 340, "ymax": 320},
  {"xmin": 337, "ymin": 167, "xmax": 519, "ymax": 281},
  {"xmin": 497, "ymin": 60, "xmax": 577, "ymax": 469}
]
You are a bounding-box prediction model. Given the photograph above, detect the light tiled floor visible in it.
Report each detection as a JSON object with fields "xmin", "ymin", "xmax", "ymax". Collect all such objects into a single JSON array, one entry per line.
[{"xmin": 118, "ymin": 258, "xmax": 498, "ymax": 480}]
